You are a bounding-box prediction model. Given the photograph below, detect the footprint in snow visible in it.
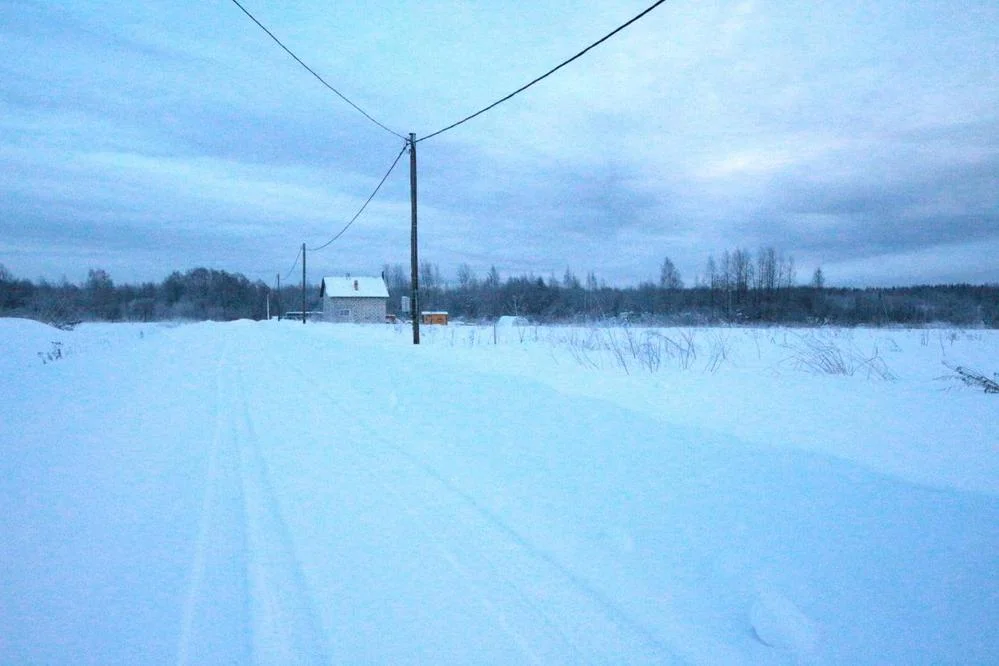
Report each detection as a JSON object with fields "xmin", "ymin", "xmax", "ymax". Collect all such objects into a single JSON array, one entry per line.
[{"xmin": 750, "ymin": 588, "xmax": 820, "ymax": 657}]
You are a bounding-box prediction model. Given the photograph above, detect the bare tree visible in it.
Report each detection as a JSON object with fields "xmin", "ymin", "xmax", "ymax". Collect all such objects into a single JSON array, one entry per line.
[
  {"xmin": 659, "ymin": 256, "xmax": 683, "ymax": 290},
  {"xmin": 731, "ymin": 249, "xmax": 753, "ymax": 298},
  {"xmin": 720, "ymin": 251, "xmax": 733, "ymax": 293},
  {"xmin": 782, "ymin": 254, "xmax": 797, "ymax": 290},
  {"xmin": 756, "ymin": 247, "xmax": 778, "ymax": 293},
  {"xmin": 703, "ymin": 255, "xmax": 718, "ymax": 289},
  {"xmin": 456, "ymin": 263, "xmax": 477, "ymax": 290},
  {"xmin": 419, "ymin": 262, "xmax": 443, "ymax": 310},
  {"xmin": 811, "ymin": 267, "xmax": 825, "ymax": 290}
]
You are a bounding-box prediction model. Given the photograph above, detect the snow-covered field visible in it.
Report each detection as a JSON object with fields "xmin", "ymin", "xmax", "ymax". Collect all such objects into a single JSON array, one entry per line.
[{"xmin": 1, "ymin": 317, "xmax": 996, "ymax": 664}]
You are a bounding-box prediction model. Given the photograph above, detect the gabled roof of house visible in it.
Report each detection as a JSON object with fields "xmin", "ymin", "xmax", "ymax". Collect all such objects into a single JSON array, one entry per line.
[{"xmin": 320, "ymin": 276, "xmax": 389, "ymax": 299}]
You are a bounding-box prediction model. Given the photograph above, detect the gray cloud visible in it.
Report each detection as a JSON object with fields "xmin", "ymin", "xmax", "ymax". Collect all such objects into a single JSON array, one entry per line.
[{"xmin": 2, "ymin": 1, "xmax": 998, "ymax": 287}]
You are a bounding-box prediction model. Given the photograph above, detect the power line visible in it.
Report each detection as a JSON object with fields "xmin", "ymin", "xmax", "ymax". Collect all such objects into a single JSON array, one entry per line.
[
  {"xmin": 418, "ymin": 0, "xmax": 670, "ymax": 143},
  {"xmin": 283, "ymin": 246, "xmax": 301, "ymax": 282},
  {"xmin": 308, "ymin": 143, "xmax": 408, "ymax": 252},
  {"xmin": 227, "ymin": 0, "xmax": 405, "ymax": 140}
]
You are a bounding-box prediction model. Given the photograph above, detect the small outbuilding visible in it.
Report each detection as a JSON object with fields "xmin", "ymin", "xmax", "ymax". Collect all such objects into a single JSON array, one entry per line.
[
  {"xmin": 320, "ymin": 276, "xmax": 389, "ymax": 323},
  {"xmin": 421, "ymin": 311, "xmax": 449, "ymax": 325}
]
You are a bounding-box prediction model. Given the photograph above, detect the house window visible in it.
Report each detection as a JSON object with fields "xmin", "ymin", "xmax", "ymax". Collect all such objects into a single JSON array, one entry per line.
[{"xmin": 337, "ymin": 309, "xmax": 351, "ymax": 318}]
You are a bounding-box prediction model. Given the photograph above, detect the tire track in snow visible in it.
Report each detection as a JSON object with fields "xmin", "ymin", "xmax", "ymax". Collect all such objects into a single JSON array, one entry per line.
[
  {"xmin": 270, "ymin": 348, "xmax": 682, "ymax": 665},
  {"xmin": 250, "ymin": 351, "xmax": 561, "ymax": 662},
  {"xmin": 178, "ymin": 333, "xmax": 329, "ymax": 665},
  {"xmin": 335, "ymin": 403, "xmax": 677, "ymax": 665},
  {"xmin": 329, "ymin": 414, "xmax": 569, "ymax": 665},
  {"xmin": 230, "ymin": 358, "xmax": 331, "ymax": 665},
  {"xmin": 177, "ymin": 335, "xmax": 254, "ymax": 665}
]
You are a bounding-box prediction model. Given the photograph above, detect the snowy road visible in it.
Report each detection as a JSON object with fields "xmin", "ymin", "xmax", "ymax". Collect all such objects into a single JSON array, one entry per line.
[
  {"xmin": 2, "ymin": 320, "xmax": 997, "ymax": 664},
  {"xmin": 190, "ymin": 328, "xmax": 673, "ymax": 664}
]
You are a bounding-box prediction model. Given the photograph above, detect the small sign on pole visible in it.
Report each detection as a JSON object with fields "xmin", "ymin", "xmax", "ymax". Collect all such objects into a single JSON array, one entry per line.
[{"xmin": 401, "ymin": 295, "xmax": 411, "ymax": 313}]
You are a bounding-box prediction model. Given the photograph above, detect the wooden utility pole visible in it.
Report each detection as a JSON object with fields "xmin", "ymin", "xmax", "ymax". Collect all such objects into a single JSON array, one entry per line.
[
  {"xmin": 409, "ymin": 133, "xmax": 420, "ymax": 344},
  {"xmin": 276, "ymin": 273, "xmax": 281, "ymax": 320},
  {"xmin": 301, "ymin": 242, "xmax": 307, "ymax": 324}
]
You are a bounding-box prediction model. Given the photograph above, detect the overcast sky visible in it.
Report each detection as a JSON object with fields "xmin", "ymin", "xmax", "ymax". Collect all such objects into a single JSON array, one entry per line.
[{"xmin": 2, "ymin": 0, "xmax": 997, "ymax": 288}]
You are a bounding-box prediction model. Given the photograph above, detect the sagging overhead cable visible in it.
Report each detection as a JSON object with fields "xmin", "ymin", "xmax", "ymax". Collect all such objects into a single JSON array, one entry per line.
[
  {"xmin": 283, "ymin": 246, "xmax": 302, "ymax": 282},
  {"xmin": 308, "ymin": 143, "xmax": 408, "ymax": 252},
  {"xmin": 227, "ymin": 0, "xmax": 405, "ymax": 140},
  {"xmin": 417, "ymin": 0, "xmax": 671, "ymax": 143}
]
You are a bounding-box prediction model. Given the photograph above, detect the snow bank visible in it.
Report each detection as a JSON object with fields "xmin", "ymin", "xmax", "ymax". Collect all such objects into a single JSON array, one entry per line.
[
  {"xmin": 410, "ymin": 323, "xmax": 999, "ymax": 496},
  {"xmin": 0, "ymin": 317, "xmax": 69, "ymax": 372}
]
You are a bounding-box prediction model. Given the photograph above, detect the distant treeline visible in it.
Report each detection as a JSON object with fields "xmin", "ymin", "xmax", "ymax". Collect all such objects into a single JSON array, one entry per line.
[
  {"xmin": 0, "ymin": 266, "xmax": 275, "ymax": 323},
  {"xmin": 2, "ymin": 256, "xmax": 997, "ymax": 328},
  {"xmin": 386, "ymin": 259, "xmax": 999, "ymax": 328}
]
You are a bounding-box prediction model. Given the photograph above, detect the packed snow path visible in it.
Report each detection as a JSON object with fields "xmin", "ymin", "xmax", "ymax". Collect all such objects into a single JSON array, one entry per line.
[{"xmin": 2, "ymin": 320, "xmax": 997, "ymax": 664}]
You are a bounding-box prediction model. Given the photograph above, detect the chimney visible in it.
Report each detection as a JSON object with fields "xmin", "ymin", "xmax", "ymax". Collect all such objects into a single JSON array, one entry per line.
[{"xmin": 353, "ymin": 279, "xmax": 359, "ymax": 291}]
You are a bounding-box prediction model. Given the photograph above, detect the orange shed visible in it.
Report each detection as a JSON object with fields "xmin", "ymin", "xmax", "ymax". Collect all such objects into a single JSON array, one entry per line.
[{"xmin": 421, "ymin": 311, "xmax": 449, "ymax": 325}]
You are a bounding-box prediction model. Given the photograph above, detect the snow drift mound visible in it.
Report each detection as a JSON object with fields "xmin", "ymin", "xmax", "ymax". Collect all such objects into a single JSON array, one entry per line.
[{"xmin": 0, "ymin": 317, "xmax": 71, "ymax": 371}]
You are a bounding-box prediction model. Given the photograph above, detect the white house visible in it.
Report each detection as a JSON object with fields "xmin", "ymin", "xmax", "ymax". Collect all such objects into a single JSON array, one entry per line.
[{"xmin": 319, "ymin": 276, "xmax": 389, "ymax": 323}]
